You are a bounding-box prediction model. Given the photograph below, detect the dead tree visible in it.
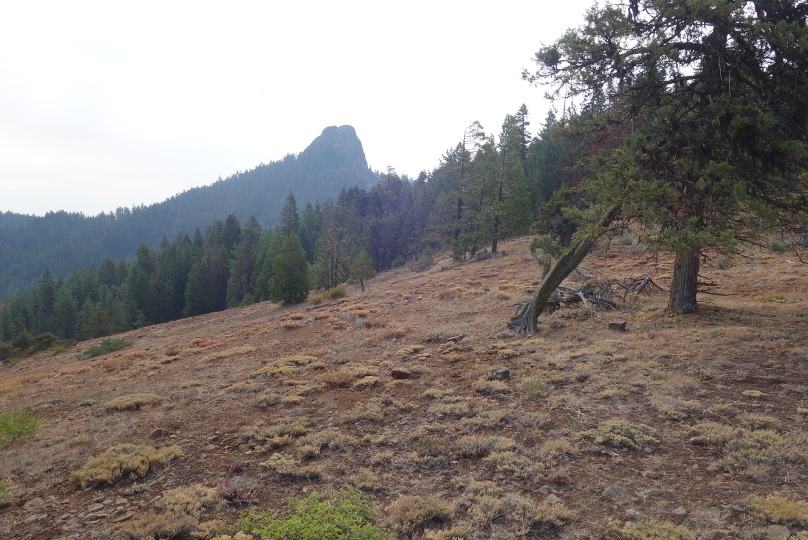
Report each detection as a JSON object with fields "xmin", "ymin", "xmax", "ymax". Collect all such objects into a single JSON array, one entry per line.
[{"xmin": 510, "ymin": 205, "xmax": 619, "ymax": 334}]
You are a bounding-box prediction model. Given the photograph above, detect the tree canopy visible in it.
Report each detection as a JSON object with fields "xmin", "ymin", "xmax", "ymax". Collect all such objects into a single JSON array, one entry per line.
[{"xmin": 525, "ymin": 0, "xmax": 808, "ymax": 313}]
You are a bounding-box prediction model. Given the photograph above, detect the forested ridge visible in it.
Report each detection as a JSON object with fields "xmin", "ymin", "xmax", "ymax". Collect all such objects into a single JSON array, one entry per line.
[
  {"xmin": 1, "ymin": 105, "xmax": 582, "ymax": 358},
  {"xmin": 0, "ymin": 125, "xmax": 379, "ymax": 300}
]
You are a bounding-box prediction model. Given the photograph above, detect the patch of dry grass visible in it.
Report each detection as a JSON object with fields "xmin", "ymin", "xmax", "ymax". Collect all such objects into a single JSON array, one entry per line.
[
  {"xmin": 202, "ymin": 346, "xmax": 255, "ymax": 362},
  {"xmin": 103, "ymin": 393, "xmax": 163, "ymax": 412},
  {"xmin": 73, "ymin": 443, "xmax": 182, "ymax": 488}
]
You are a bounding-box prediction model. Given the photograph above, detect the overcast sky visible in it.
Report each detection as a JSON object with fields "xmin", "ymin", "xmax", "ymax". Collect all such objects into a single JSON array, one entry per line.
[{"xmin": 1, "ymin": 0, "xmax": 595, "ymax": 217}]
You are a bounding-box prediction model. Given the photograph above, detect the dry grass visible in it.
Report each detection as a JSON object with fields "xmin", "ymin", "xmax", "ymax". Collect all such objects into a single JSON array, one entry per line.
[
  {"xmin": 103, "ymin": 393, "xmax": 163, "ymax": 412},
  {"xmin": 202, "ymin": 346, "xmax": 255, "ymax": 362},
  {"xmin": 115, "ymin": 484, "xmax": 222, "ymax": 539},
  {"xmin": 73, "ymin": 443, "xmax": 182, "ymax": 488}
]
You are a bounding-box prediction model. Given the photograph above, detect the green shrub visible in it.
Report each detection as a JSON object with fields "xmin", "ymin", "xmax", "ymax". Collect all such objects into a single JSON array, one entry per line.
[
  {"xmin": 323, "ymin": 286, "xmax": 347, "ymax": 300},
  {"xmin": 530, "ymin": 235, "xmax": 563, "ymax": 258},
  {"xmin": 237, "ymin": 489, "xmax": 391, "ymax": 539},
  {"xmin": 77, "ymin": 338, "xmax": 133, "ymax": 359},
  {"xmin": 408, "ymin": 247, "xmax": 435, "ymax": 272},
  {"xmin": 0, "ymin": 408, "xmax": 41, "ymax": 445}
]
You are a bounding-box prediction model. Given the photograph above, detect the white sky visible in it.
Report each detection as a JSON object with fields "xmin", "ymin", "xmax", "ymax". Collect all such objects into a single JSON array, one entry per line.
[{"xmin": 0, "ymin": 0, "xmax": 595, "ymax": 217}]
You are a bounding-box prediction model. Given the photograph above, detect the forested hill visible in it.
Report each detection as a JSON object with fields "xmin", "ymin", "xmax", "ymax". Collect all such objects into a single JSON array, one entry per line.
[{"xmin": 0, "ymin": 125, "xmax": 380, "ymax": 299}]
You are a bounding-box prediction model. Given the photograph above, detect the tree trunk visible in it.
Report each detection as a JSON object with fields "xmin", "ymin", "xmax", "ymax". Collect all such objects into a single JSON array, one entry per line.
[
  {"xmin": 510, "ymin": 205, "xmax": 619, "ymax": 334},
  {"xmin": 667, "ymin": 248, "xmax": 700, "ymax": 314}
]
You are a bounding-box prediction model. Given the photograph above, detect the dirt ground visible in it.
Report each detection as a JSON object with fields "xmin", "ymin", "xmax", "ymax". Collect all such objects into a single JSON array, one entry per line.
[{"xmin": 1, "ymin": 236, "xmax": 807, "ymax": 539}]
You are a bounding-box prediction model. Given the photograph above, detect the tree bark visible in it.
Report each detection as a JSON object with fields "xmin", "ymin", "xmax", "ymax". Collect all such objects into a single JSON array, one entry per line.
[
  {"xmin": 510, "ymin": 205, "xmax": 619, "ymax": 334},
  {"xmin": 667, "ymin": 248, "xmax": 700, "ymax": 314}
]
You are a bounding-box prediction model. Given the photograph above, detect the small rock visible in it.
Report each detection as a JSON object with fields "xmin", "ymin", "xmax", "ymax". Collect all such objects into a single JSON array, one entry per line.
[
  {"xmin": 86, "ymin": 503, "xmax": 104, "ymax": 512},
  {"xmin": 150, "ymin": 428, "xmax": 169, "ymax": 439},
  {"xmin": 23, "ymin": 497, "xmax": 45, "ymax": 511},
  {"xmin": 205, "ymin": 444, "xmax": 216, "ymax": 451},
  {"xmin": 538, "ymin": 486, "xmax": 550, "ymax": 495},
  {"xmin": 115, "ymin": 498, "xmax": 127, "ymax": 505},
  {"xmin": 113, "ymin": 511, "xmax": 135, "ymax": 523},
  {"xmin": 391, "ymin": 367, "xmax": 412, "ymax": 380},
  {"xmin": 672, "ymin": 506, "xmax": 687, "ymax": 517},
  {"xmin": 709, "ymin": 529, "xmax": 732, "ymax": 540},
  {"xmin": 517, "ymin": 345, "xmax": 537, "ymax": 353},
  {"xmin": 766, "ymin": 524, "xmax": 791, "ymax": 540},
  {"xmin": 544, "ymin": 494, "xmax": 562, "ymax": 504},
  {"xmin": 608, "ymin": 321, "xmax": 628, "ymax": 331},
  {"xmin": 602, "ymin": 484, "xmax": 633, "ymax": 503},
  {"xmin": 491, "ymin": 367, "xmax": 510, "ymax": 380}
]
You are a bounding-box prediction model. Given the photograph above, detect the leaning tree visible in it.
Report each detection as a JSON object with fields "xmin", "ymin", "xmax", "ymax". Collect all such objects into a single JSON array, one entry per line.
[{"xmin": 523, "ymin": 0, "xmax": 808, "ymax": 316}]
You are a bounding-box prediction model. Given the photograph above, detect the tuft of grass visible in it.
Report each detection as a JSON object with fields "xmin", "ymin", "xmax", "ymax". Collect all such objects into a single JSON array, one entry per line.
[
  {"xmin": 103, "ymin": 393, "xmax": 162, "ymax": 412},
  {"xmin": 114, "ymin": 484, "xmax": 221, "ymax": 539},
  {"xmin": 353, "ymin": 376, "xmax": 380, "ymax": 390},
  {"xmin": 281, "ymin": 320, "xmax": 303, "ymax": 330},
  {"xmin": 260, "ymin": 453, "xmax": 323, "ymax": 480},
  {"xmin": 482, "ymin": 451, "xmax": 545, "ymax": 481},
  {"xmin": 202, "ymin": 345, "xmax": 255, "ymax": 362},
  {"xmin": 299, "ymin": 427, "xmax": 358, "ymax": 451},
  {"xmin": 386, "ymin": 494, "xmax": 455, "ymax": 535},
  {"xmin": 77, "ymin": 338, "xmax": 133, "ymax": 359},
  {"xmin": 577, "ymin": 419, "xmax": 660, "ymax": 450},
  {"xmin": 688, "ymin": 421, "xmax": 806, "ymax": 480},
  {"xmin": 619, "ymin": 520, "xmax": 695, "ymax": 540},
  {"xmin": 73, "ymin": 443, "xmax": 182, "ymax": 488},
  {"xmin": 743, "ymin": 494, "xmax": 808, "ymax": 527},
  {"xmin": 0, "ymin": 408, "xmax": 41, "ymax": 445},
  {"xmin": 237, "ymin": 489, "xmax": 391, "ymax": 539},
  {"xmin": 348, "ymin": 468, "xmax": 382, "ymax": 492},
  {"xmin": 340, "ymin": 400, "xmax": 385, "ymax": 423}
]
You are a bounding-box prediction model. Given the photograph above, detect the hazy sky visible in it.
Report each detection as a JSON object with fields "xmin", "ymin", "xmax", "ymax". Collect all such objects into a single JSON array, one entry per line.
[{"xmin": 1, "ymin": 0, "xmax": 595, "ymax": 217}]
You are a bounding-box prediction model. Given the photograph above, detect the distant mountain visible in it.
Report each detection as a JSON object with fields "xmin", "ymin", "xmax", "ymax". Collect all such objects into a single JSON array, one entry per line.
[{"xmin": 0, "ymin": 125, "xmax": 380, "ymax": 299}]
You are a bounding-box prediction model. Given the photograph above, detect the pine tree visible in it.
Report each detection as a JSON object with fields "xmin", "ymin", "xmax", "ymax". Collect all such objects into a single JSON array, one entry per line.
[
  {"xmin": 268, "ymin": 235, "xmax": 309, "ymax": 304},
  {"xmin": 349, "ymin": 250, "xmax": 376, "ymax": 292},
  {"xmin": 280, "ymin": 191, "xmax": 300, "ymax": 238}
]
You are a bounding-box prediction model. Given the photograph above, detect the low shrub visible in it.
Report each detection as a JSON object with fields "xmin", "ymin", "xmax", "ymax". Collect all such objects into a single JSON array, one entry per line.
[
  {"xmin": 323, "ymin": 286, "xmax": 347, "ymax": 300},
  {"xmin": 0, "ymin": 408, "xmax": 40, "ymax": 445},
  {"xmin": 236, "ymin": 489, "xmax": 391, "ymax": 539},
  {"xmin": 77, "ymin": 338, "xmax": 133, "ymax": 359}
]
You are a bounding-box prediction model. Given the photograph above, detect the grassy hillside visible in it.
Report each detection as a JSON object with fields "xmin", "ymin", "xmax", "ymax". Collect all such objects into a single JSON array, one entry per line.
[{"xmin": 1, "ymin": 236, "xmax": 807, "ymax": 539}]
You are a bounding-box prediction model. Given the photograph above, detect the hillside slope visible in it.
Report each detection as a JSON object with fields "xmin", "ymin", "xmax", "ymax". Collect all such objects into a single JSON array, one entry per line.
[
  {"xmin": 1, "ymin": 237, "xmax": 807, "ymax": 539},
  {"xmin": 0, "ymin": 125, "xmax": 379, "ymax": 299}
]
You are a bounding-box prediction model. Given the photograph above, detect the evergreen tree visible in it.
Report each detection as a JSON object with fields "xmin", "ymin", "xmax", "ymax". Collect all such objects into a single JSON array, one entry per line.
[
  {"xmin": 268, "ymin": 235, "xmax": 309, "ymax": 304},
  {"xmin": 183, "ymin": 257, "xmax": 211, "ymax": 317},
  {"xmin": 349, "ymin": 250, "xmax": 376, "ymax": 292},
  {"xmin": 525, "ymin": 0, "xmax": 808, "ymax": 313},
  {"xmin": 280, "ymin": 191, "xmax": 300, "ymax": 238},
  {"xmin": 226, "ymin": 216, "xmax": 262, "ymax": 307}
]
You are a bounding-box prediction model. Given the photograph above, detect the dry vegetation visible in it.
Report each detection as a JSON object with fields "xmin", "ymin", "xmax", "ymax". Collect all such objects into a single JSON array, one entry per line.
[{"xmin": 1, "ymin": 236, "xmax": 808, "ymax": 539}]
